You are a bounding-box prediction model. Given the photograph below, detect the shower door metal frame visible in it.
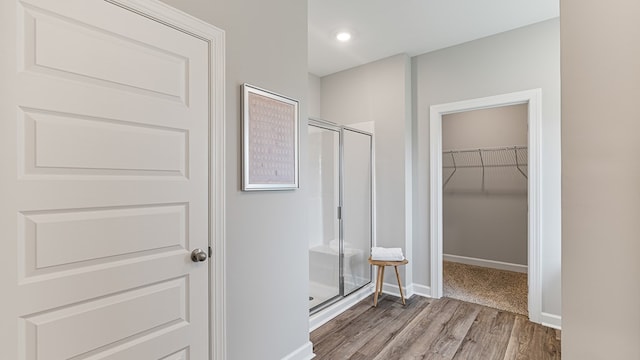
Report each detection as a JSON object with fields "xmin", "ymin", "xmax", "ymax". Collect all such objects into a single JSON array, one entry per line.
[
  {"xmin": 308, "ymin": 119, "xmax": 373, "ymax": 313},
  {"xmin": 340, "ymin": 126, "xmax": 374, "ymax": 297},
  {"xmin": 308, "ymin": 120, "xmax": 343, "ymax": 312}
]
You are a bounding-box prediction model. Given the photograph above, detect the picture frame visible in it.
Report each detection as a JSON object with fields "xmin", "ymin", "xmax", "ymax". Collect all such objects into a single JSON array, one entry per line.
[{"xmin": 242, "ymin": 83, "xmax": 299, "ymax": 191}]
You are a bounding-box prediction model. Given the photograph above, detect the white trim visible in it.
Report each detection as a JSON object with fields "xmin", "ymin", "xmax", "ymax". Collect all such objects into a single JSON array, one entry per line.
[
  {"xmin": 281, "ymin": 341, "xmax": 315, "ymax": 360},
  {"xmin": 405, "ymin": 283, "xmax": 415, "ymax": 298},
  {"xmin": 429, "ymin": 108, "xmax": 444, "ymax": 300},
  {"xmin": 541, "ymin": 312, "xmax": 562, "ymax": 330},
  {"xmin": 208, "ymin": 19, "xmax": 227, "ymax": 360},
  {"xmin": 381, "ymin": 282, "xmax": 431, "ymax": 299},
  {"xmin": 108, "ymin": 1, "xmax": 227, "ymax": 358},
  {"xmin": 371, "ymin": 126, "xmax": 378, "ymax": 252},
  {"xmin": 410, "ymin": 283, "xmax": 432, "ymax": 298},
  {"xmin": 381, "ymin": 282, "xmax": 409, "ymax": 298},
  {"xmin": 379, "ymin": 282, "xmax": 433, "ymax": 299},
  {"xmin": 429, "ymin": 89, "xmax": 543, "ymax": 324},
  {"xmin": 107, "ymin": 0, "xmax": 224, "ymax": 37},
  {"xmin": 403, "ymin": 55, "xmax": 413, "ymax": 290},
  {"xmin": 443, "ymin": 254, "xmax": 528, "ymax": 274},
  {"xmin": 309, "ymin": 284, "xmax": 374, "ymax": 332}
]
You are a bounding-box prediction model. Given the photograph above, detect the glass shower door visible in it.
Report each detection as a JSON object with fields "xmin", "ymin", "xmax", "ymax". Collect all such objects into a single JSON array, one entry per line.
[
  {"xmin": 341, "ymin": 128, "xmax": 373, "ymax": 295},
  {"xmin": 308, "ymin": 123, "xmax": 341, "ymax": 310}
]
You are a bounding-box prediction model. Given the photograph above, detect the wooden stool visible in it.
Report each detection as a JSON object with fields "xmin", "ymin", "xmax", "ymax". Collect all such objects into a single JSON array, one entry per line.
[{"xmin": 368, "ymin": 257, "xmax": 409, "ymax": 307}]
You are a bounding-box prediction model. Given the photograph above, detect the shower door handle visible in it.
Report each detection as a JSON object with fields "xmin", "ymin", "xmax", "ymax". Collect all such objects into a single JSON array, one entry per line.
[{"xmin": 337, "ymin": 206, "xmax": 342, "ymax": 220}]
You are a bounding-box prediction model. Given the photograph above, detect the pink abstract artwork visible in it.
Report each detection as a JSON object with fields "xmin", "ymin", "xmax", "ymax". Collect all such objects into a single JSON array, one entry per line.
[{"xmin": 247, "ymin": 92, "xmax": 296, "ymax": 185}]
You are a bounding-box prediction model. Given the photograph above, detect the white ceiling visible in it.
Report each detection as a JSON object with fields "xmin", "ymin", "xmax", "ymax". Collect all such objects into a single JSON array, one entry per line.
[{"xmin": 309, "ymin": 0, "xmax": 559, "ymax": 77}]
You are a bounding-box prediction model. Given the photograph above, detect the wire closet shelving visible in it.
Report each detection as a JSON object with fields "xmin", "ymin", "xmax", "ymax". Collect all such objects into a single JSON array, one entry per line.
[{"xmin": 442, "ymin": 146, "xmax": 528, "ymax": 189}]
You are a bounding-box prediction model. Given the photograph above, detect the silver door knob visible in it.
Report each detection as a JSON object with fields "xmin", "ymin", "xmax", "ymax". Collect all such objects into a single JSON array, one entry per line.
[{"xmin": 191, "ymin": 248, "xmax": 208, "ymax": 262}]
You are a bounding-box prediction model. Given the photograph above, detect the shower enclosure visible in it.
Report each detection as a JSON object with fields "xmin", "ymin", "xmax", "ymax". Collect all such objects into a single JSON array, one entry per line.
[{"xmin": 308, "ymin": 119, "xmax": 373, "ymax": 312}]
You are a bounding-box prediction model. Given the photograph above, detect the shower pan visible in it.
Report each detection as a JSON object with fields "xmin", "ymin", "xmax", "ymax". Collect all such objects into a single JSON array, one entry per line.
[{"xmin": 308, "ymin": 119, "xmax": 373, "ymax": 313}]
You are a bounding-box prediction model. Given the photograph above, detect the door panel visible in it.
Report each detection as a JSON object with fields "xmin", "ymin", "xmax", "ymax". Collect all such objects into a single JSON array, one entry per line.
[
  {"xmin": 23, "ymin": 278, "xmax": 187, "ymax": 360},
  {"xmin": 2, "ymin": 0, "xmax": 210, "ymax": 358},
  {"xmin": 25, "ymin": 9, "xmax": 187, "ymax": 101},
  {"xmin": 21, "ymin": 204, "xmax": 186, "ymax": 273},
  {"xmin": 308, "ymin": 124, "xmax": 341, "ymax": 310},
  {"xmin": 342, "ymin": 129, "xmax": 373, "ymax": 296},
  {"xmin": 23, "ymin": 109, "xmax": 187, "ymax": 175}
]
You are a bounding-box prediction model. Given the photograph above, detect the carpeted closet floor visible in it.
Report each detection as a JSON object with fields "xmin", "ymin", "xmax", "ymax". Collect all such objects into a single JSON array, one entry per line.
[{"xmin": 443, "ymin": 261, "xmax": 528, "ymax": 316}]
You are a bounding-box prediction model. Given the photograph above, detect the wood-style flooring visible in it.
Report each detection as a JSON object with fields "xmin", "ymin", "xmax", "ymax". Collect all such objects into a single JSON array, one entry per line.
[{"xmin": 311, "ymin": 294, "xmax": 560, "ymax": 360}]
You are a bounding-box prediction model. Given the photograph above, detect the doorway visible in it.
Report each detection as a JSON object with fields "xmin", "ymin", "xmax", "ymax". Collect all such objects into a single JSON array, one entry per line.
[
  {"xmin": 429, "ymin": 89, "xmax": 543, "ymax": 323},
  {"xmin": 441, "ymin": 104, "xmax": 528, "ymax": 315}
]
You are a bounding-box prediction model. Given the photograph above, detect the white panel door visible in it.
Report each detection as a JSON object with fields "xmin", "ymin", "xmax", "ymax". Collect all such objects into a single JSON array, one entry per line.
[{"xmin": 0, "ymin": 0, "xmax": 211, "ymax": 358}]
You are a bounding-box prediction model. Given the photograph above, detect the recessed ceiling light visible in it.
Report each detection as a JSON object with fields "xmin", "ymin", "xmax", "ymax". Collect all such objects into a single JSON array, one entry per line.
[{"xmin": 336, "ymin": 32, "xmax": 352, "ymax": 42}]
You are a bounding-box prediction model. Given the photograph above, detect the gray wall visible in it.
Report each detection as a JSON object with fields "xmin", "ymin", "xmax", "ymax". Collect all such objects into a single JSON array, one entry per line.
[
  {"xmin": 443, "ymin": 105, "xmax": 528, "ymax": 266},
  {"xmin": 308, "ymin": 73, "xmax": 321, "ymax": 119},
  {"xmin": 159, "ymin": 1, "xmax": 310, "ymax": 359},
  {"xmin": 413, "ymin": 18, "xmax": 561, "ymax": 317},
  {"xmin": 442, "ymin": 105, "xmax": 528, "ymax": 150},
  {"xmin": 321, "ymin": 54, "xmax": 413, "ymax": 285},
  {"xmin": 561, "ymin": 0, "xmax": 640, "ymax": 358}
]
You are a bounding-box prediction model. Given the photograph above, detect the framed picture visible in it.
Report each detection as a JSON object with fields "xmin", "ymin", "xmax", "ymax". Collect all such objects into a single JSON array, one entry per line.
[{"xmin": 242, "ymin": 83, "xmax": 299, "ymax": 190}]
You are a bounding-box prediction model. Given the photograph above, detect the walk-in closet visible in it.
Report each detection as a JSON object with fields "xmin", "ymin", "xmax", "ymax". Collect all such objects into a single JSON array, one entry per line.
[{"xmin": 442, "ymin": 104, "xmax": 529, "ymax": 315}]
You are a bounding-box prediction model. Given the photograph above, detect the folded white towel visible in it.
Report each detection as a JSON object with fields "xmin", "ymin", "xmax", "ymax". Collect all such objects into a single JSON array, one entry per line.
[
  {"xmin": 372, "ymin": 247, "xmax": 403, "ymax": 255},
  {"xmin": 371, "ymin": 247, "xmax": 405, "ymax": 261}
]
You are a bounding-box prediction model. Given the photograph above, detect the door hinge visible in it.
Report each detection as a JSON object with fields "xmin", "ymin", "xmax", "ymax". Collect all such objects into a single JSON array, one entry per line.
[{"xmin": 337, "ymin": 206, "xmax": 342, "ymax": 220}]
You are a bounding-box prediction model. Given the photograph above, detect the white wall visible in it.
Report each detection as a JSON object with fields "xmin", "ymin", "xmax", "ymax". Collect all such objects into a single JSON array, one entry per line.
[
  {"xmin": 413, "ymin": 18, "xmax": 561, "ymax": 318},
  {"xmin": 159, "ymin": 1, "xmax": 311, "ymax": 359},
  {"xmin": 321, "ymin": 54, "xmax": 413, "ymax": 286},
  {"xmin": 561, "ymin": 0, "xmax": 640, "ymax": 358},
  {"xmin": 443, "ymin": 105, "xmax": 528, "ymax": 266}
]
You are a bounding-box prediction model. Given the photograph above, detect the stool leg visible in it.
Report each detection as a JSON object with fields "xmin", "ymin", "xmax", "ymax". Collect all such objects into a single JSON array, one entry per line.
[
  {"xmin": 379, "ymin": 266, "xmax": 385, "ymax": 296},
  {"xmin": 394, "ymin": 266, "xmax": 406, "ymax": 305},
  {"xmin": 374, "ymin": 265, "xmax": 382, "ymax": 307}
]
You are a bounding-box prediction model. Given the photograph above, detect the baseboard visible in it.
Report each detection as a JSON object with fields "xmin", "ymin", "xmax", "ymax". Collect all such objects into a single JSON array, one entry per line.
[
  {"xmin": 409, "ymin": 283, "xmax": 432, "ymax": 298},
  {"xmin": 444, "ymin": 254, "xmax": 528, "ymax": 273},
  {"xmin": 405, "ymin": 283, "xmax": 414, "ymax": 298},
  {"xmin": 381, "ymin": 282, "xmax": 405, "ymax": 298},
  {"xmin": 541, "ymin": 312, "xmax": 562, "ymax": 330},
  {"xmin": 281, "ymin": 341, "xmax": 315, "ymax": 360},
  {"xmin": 381, "ymin": 282, "xmax": 432, "ymax": 300},
  {"xmin": 309, "ymin": 284, "xmax": 374, "ymax": 332}
]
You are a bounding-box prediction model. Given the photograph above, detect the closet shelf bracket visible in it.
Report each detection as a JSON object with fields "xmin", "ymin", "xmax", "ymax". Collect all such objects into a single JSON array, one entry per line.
[{"xmin": 442, "ymin": 146, "xmax": 528, "ymax": 189}]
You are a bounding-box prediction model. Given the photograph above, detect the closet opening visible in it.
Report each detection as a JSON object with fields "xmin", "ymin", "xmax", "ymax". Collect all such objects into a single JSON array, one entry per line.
[
  {"xmin": 429, "ymin": 89, "xmax": 543, "ymax": 323},
  {"xmin": 441, "ymin": 104, "xmax": 528, "ymax": 316}
]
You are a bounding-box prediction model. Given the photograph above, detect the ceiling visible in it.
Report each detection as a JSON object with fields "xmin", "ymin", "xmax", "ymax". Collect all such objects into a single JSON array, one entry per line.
[{"xmin": 309, "ymin": 0, "xmax": 559, "ymax": 77}]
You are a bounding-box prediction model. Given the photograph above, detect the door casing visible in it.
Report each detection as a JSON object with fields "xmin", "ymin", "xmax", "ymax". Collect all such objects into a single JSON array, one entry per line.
[
  {"xmin": 120, "ymin": 1, "xmax": 227, "ymax": 357},
  {"xmin": 429, "ymin": 89, "xmax": 542, "ymax": 323}
]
